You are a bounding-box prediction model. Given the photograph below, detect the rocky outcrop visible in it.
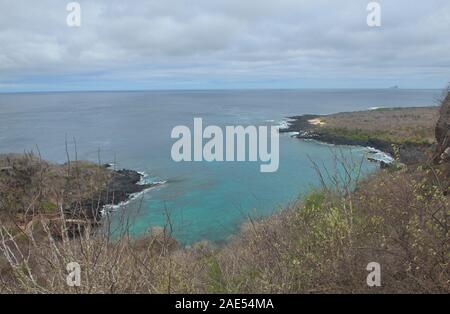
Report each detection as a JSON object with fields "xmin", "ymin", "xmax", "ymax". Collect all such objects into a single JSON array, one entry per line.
[
  {"xmin": 0, "ymin": 154, "xmax": 161, "ymax": 224},
  {"xmin": 72, "ymin": 168, "xmax": 159, "ymax": 221},
  {"xmin": 433, "ymin": 91, "xmax": 450, "ymax": 165},
  {"xmin": 433, "ymin": 91, "xmax": 450, "ymax": 191}
]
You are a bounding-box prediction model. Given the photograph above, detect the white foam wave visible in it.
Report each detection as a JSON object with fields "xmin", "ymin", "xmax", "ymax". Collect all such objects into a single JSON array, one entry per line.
[
  {"xmin": 300, "ymin": 139, "xmax": 394, "ymax": 164},
  {"xmin": 101, "ymin": 188, "xmax": 150, "ymax": 214},
  {"xmin": 365, "ymin": 147, "xmax": 394, "ymax": 164},
  {"xmin": 101, "ymin": 171, "xmax": 167, "ymax": 215},
  {"xmin": 274, "ymin": 118, "xmax": 295, "ymax": 131}
]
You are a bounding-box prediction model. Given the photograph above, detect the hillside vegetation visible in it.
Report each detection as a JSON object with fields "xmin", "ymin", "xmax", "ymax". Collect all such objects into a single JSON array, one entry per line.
[{"xmin": 320, "ymin": 107, "xmax": 439, "ymax": 145}]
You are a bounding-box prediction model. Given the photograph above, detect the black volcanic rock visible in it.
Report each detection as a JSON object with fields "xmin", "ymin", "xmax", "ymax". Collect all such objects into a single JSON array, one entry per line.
[
  {"xmin": 69, "ymin": 169, "xmax": 158, "ymax": 221},
  {"xmin": 106, "ymin": 169, "xmax": 152, "ymax": 203}
]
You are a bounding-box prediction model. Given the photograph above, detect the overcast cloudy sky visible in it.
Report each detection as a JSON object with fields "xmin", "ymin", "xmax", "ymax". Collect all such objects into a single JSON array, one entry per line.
[{"xmin": 0, "ymin": 0, "xmax": 449, "ymax": 92}]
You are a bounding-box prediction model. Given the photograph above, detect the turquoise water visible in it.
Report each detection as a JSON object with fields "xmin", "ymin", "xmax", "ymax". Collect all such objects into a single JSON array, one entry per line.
[
  {"xmin": 116, "ymin": 137, "xmax": 374, "ymax": 244},
  {"xmin": 0, "ymin": 89, "xmax": 442, "ymax": 244}
]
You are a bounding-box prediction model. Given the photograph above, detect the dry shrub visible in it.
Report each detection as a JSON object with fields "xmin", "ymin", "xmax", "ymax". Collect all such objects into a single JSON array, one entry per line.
[
  {"xmin": 182, "ymin": 155, "xmax": 449, "ymax": 293},
  {"xmin": 0, "ymin": 151, "xmax": 448, "ymax": 293}
]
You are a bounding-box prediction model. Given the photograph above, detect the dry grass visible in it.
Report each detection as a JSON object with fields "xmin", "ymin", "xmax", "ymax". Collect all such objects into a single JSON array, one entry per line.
[
  {"xmin": 0, "ymin": 153, "xmax": 118, "ymax": 237},
  {"xmin": 0, "ymin": 151, "xmax": 448, "ymax": 294},
  {"xmin": 320, "ymin": 107, "xmax": 439, "ymax": 144}
]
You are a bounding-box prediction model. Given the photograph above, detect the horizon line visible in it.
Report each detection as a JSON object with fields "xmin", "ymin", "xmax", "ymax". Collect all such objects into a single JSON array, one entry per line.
[{"xmin": 0, "ymin": 87, "xmax": 445, "ymax": 95}]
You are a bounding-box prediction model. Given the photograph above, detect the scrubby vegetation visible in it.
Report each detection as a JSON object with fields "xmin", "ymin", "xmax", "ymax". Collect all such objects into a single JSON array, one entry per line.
[
  {"xmin": 0, "ymin": 153, "xmax": 111, "ymax": 237},
  {"xmin": 0, "ymin": 154, "xmax": 447, "ymax": 293},
  {"xmin": 320, "ymin": 107, "xmax": 439, "ymax": 145}
]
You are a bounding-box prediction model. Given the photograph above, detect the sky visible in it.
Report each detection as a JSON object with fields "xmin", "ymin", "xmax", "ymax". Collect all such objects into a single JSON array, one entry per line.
[{"xmin": 0, "ymin": 0, "xmax": 449, "ymax": 92}]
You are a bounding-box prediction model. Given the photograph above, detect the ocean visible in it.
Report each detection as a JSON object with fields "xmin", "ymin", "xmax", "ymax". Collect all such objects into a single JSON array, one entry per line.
[{"xmin": 0, "ymin": 89, "xmax": 442, "ymax": 244}]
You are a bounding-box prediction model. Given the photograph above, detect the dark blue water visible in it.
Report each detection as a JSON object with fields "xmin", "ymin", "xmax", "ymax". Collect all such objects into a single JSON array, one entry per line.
[{"xmin": 0, "ymin": 89, "xmax": 441, "ymax": 244}]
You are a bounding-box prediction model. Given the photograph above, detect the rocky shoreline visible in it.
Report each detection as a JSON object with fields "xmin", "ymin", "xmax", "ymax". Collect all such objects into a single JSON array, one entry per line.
[
  {"xmin": 76, "ymin": 165, "xmax": 163, "ymax": 220},
  {"xmin": 280, "ymin": 112, "xmax": 434, "ymax": 166},
  {"xmin": 0, "ymin": 154, "xmax": 163, "ymax": 226}
]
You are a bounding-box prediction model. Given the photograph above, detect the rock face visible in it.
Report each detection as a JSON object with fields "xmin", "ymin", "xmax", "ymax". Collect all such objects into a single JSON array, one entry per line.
[
  {"xmin": 433, "ymin": 91, "xmax": 450, "ymax": 189},
  {"xmin": 74, "ymin": 168, "xmax": 157, "ymax": 220},
  {"xmin": 434, "ymin": 91, "xmax": 450, "ymax": 164}
]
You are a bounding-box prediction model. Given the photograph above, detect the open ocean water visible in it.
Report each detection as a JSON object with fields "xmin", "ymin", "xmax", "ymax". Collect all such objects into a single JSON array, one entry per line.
[{"xmin": 0, "ymin": 89, "xmax": 442, "ymax": 244}]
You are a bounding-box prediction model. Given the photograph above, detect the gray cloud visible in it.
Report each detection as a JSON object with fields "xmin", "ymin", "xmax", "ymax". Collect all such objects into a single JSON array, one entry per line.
[{"xmin": 0, "ymin": 0, "xmax": 449, "ymax": 89}]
